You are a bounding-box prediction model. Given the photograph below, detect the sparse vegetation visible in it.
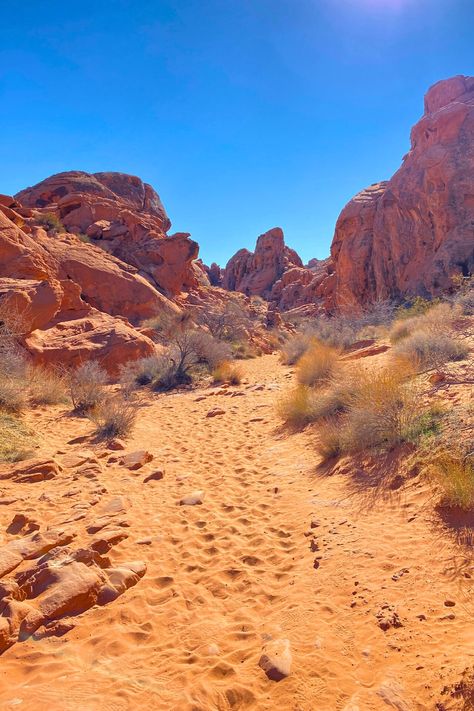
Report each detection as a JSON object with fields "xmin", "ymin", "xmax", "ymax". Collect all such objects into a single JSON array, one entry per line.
[
  {"xmin": 280, "ymin": 332, "xmax": 313, "ymax": 365},
  {"xmin": 393, "ymin": 331, "xmax": 468, "ymax": 371},
  {"xmin": 70, "ymin": 361, "xmax": 108, "ymax": 413},
  {"xmin": 427, "ymin": 452, "xmax": 474, "ymax": 510},
  {"xmin": 29, "ymin": 366, "xmax": 68, "ymax": 405},
  {"xmin": 88, "ymin": 395, "xmax": 137, "ymax": 439},
  {"xmin": 296, "ymin": 340, "xmax": 341, "ymax": 387},
  {"xmin": 0, "ymin": 414, "xmax": 35, "ymax": 462},
  {"xmin": 36, "ymin": 212, "xmax": 64, "ymax": 235},
  {"xmin": 212, "ymin": 360, "xmax": 242, "ymax": 385}
]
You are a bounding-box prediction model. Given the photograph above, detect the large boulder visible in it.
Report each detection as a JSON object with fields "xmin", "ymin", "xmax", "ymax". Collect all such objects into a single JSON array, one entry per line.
[
  {"xmin": 329, "ymin": 75, "xmax": 474, "ymax": 308},
  {"xmin": 15, "ymin": 171, "xmax": 199, "ymax": 297}
]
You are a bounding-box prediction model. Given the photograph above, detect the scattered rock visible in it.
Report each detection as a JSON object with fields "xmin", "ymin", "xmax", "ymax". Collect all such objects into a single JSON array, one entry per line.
[
  {"xmin": 206, "ymin": 408, "xmax": 225, "ymax": 418},
  {"xmin": 107, "ymin": 438, "xmax": 126, "ymax": 451},
  {"xmin": 258, "ymin": 638, "xmax": 292, "ymax": 681},
  {"xmin": 143, "ymin": 470, "xmax": 164, "ymax": 483},
  {"xmin": 180, "ymin": 491, "xmax": 205, "ymax": 506},
  {"xmin": 120, "ymin": 451, "xmax": 153, "ymax": 470},
  {"xmin": 376, "ymin": 604, "xmax": 403, "ymax": 631}
]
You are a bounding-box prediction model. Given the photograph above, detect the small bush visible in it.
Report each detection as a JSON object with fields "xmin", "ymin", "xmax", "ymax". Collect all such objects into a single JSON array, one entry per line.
[
  {"xmin": 0, "ymin": 378, "xmax": 27, "ymax": 413},
  {"xmin": 428, "ymin": 452, "xmax": 474, "ymax": 510},
  {"xmin": 280, "ymin": 333, "xmax": 313, "ymax": 365},
  {"xmin": 393, "ymin": 331, "xmax": 468, "ymax": 371},
  {"xmin": 88, "ymin": 396, "xmax": 137, "ymax": 440},
  {"xmin": 316, "ymin": 419, "xmax": 342, "ymax": 460},
  {"xmin": 395, "ymin": 296, "xmax": 440, "ymax": 320},
  {"xmin": 191, "ymin": 331, "xmax": 232, "ymax": 369},
  {"xmin": 0, "ymin": 414, "xmax": 35, "ymax": 462},
  {"xmin": 212, "ymin": 361, "xmax": 242, "ymax": 385},
  {"xmin": 70, "ymin": 361, "xmax": 108, "ymax": 413},
  {"xmin": 36, "ymin": 212, "xmax": 64, "ymax": 235},
  {"xmin": 296, "ymin": 341, "xmax": 340, "ymax": 387},
  {"xmin": 29, "ymin": 366, "xmax": 68, "ymax": 405},
  {"xmin": 277, "ymin": 386, "xmax": 318, "ymax": 428}
]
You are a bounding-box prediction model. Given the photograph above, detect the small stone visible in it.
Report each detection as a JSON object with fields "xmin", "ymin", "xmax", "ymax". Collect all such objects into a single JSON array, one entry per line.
[
  {"xmin": 180, "ymin": 491, "xmax": 205, "ymax": 506},
  {"xmin": 258, "ymin": 638, "xmax": 292, "ymax": 681},
  {"xmin": 108, "ymin": 438, "xmax": 126, "ymax": 451},
  {"xmin": 120, "ymin": 451, "xmax": 153, "ymax": 470},
  {"xmin": 143, "ymin": 470, "xmax": 164, "ymax": 483},
  {"xmin": 206, "ymin": 408, "xmax": 225, "ymax": 418},
  {"xmin": 444, "ymin": 599, "xmax": 456, "ymax": 607}
]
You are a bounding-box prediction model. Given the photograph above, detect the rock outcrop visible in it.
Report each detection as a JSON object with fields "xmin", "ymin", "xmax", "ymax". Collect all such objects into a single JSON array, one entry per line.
[
  {"xmin": 0, "ymin": 210, "xmax": 156, "ymax": 373},
  {"xmin": 223, "ymin": 227, "xmax": 332, "ymax": 313},
  {"xmin": 16, "ymin": 171, "xmax": 199, "ymax": 297},
  {"xmin": 329, "ymin": 75, "xmax": 474, "ymax": 309}
]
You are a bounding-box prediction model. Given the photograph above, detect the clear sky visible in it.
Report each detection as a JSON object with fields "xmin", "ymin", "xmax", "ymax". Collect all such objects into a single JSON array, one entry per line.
[{"xmin": 0, "ymin": 0, "xmax": 472, "ymax": 266}]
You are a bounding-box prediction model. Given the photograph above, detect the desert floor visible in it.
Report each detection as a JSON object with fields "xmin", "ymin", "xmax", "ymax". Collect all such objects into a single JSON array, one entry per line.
[{"xmin": 0, "ymin": 353, "xmax": 473, "ymax": 711}]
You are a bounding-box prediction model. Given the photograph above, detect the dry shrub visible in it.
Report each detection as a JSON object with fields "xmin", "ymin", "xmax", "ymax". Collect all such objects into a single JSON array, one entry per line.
[
  {"xmin": 277, "ymin": 386, "xmax": 318, "ymax": 428},
  {"xmin": 393, "ymin": 331, "xmax": 468, "ymax": 371},
  {"xmin": 88, "ymin": 395, "xmax": 137, "ymax": 440},
  {"xmin": 296, "ymin": 341, "xmax": 340, "ymax": 387},
  {"xmin": 390, "ymin": 302, "xmax": 461, "ymax": 344},
  {"xmin": 428, "ymin": 452, "xmax": 474, "ymax": 510},
  {"xmin": 0, "ymin": 414, "xmax": 35, "ymax": 462},
  {"xmin": 28, "ymin": 366, "xmax": 68, "ymax": 405},
  {"xmin": 212, "ymin": 361, "xmax": 242, "ymax": 385},
  {"xmin": 70, "ymin": 361, "xmax": 108, "ymax": 413},
  {"xmin": 338, "ymin": 364, "xmax": 420, "ymax": 453},
  {"xmin": 280, "ymin": 333, "xmax": 313, "ymax": 365},
  {"xmin": 316, "ymin": 419, "xmax": 342, "ymax": 460},
  {"xmin": 315, "ymin": 363, "xmax": 440, "ymax": 460},
  {"xmin": 0, "ymin": 378, "xmax": 27, "ymax": 413}
]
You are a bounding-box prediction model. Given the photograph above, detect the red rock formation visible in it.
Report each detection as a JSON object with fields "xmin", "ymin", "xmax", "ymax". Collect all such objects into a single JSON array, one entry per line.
[
  {"xmin": 222, "ymin": 227, "xmax": 332, "ymax": 313},
  {"xmin": 15, "ymin": 171, "xmax": 199, "ymax": 297},
  {"xmin": 223, "ymin": 227, "xmax": 303, "ymax": 297},
  {"xmin": 329, "ymin": 75, "xmax": 474, "ymax": 309},
  {"xmin": 0, "ymin": 210, "xmax": 156, "ymax": 374}
]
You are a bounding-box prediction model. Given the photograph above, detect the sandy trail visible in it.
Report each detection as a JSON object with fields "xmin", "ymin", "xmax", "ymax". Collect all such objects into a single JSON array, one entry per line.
[{"xmin": 0, "ymin": 354, "xmax": 472, "ymax": 710}]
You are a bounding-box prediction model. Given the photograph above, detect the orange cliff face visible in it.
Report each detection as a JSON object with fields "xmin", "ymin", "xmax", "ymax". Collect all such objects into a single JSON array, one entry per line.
[{"xmin": 329, "ymin": 75, "xmax": 474, "ymax": 309}]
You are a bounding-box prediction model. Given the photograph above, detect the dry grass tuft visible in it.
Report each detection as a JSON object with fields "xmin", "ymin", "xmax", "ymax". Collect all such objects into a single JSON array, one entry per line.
[
  {"xmin": 88, "ymin": 396, "xmax": 137, "ymax": 440},
  {"xmin": 316, "ymin": 419, "xmax": 342, "ymax": 460},
  {"xmin": 212, "ymin": 361, "xmax": 243, "ymax": 385},
  {"xmin": 0, "ymin": 414, "xmax": 35, "ymax": 462},
  {"xmin": 296, "ymin": 340, "xmax": 341, "ymax": 387},
  {"xmin": 277, "ymin": 386, "xmax": 319, "ymax": 428},
  {"xmin": 70, "ymin": 361, "xmax": 108, "ymax": 414},
  {"xmin": 280, "ymin": 333, "xmax": 313, "ymax": 365},
  {"xmin": 393, "ymin": 331, "xmax": 468, "ymax": 371},
  {"xmin": 427, "ymin": 452, "xmax": 474, "ymax": 510},
  {"xmin": 29, "ymin": 366, "xmax": 68, "ymax": 405},
  {"xmin": 0, "ymin": 378, "xmax": 27, "ymax": 413}
]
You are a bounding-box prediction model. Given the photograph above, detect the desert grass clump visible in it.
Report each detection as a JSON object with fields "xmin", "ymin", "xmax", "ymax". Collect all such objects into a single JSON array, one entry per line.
[
  {"xmin": 427, "ymin": 452, "xmax": 474, "ymax": 510},
  {"xmin": 337, "ymin": 365, "xmax": 420, "ymax": 453},
  {"xmin": 28, "ymin": 366, "xmax": 68, "ymax": 405},
  {"xmin": 316, "ymin": 419, "xmax": 342, "ymax": 460},
  {"xmin": 212, "ymin": 360, "xmax": 243, "ymax": 385},
  {"xmin": 277, "ymin": 385, "xmax": 319, "ymax": 428},
  {"xmin": 393, "ymin": 331, "xmax": 468, "ymax": 371},
  {"xmin": 36, "ymin": 211, "xmax": 64, "ymax": 235},
  {"xmin": 280, "ymin": 333, "xmax": 313, "ymax": 365},
  {"xmin": 70, "ymin": 361, "xmax": 108, "ymax": 414},
  {"xmin": 88, "ymin": 395, "xmax": 137, "ymax": 440},
  {"xmin": 296, "ymin": 341, "xmax": 341, "ymax": 387},
  {"xmin": 0, "ymin": 414, "xmax": 35, "ymax": 462},
  {"xmin": 0, "ymin": 378, "xmax": 27, "ymax": 413}
]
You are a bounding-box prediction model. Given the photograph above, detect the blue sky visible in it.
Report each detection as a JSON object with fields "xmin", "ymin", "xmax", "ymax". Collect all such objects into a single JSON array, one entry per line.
[{"xmin": 0, "ymin": 0, "xmax": 472, "ymax": 265}]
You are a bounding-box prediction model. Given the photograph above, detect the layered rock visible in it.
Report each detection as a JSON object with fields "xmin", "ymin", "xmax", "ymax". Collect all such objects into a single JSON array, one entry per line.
[
  {"xmin": 223, "ymin": 227, "xmax": 332, "ymax": 313},
  {"xmin": 0, "ymin": 210, "xmax": 156, "ymax": 373},
  {"xmin": 16, "ymin": 171, "xmax": 199, "ymax": 297},
  {"xmin": 329, "ymin": 75, "xmax": 474, "ymax": 308}
]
